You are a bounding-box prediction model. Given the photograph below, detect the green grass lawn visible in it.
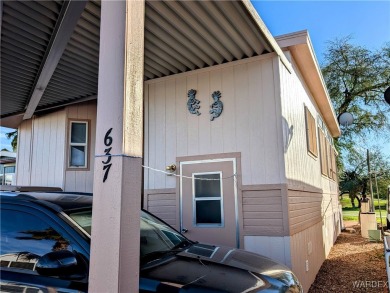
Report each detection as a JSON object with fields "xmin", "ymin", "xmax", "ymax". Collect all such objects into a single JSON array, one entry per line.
[{"xmin": 340, "ymin": 195, "xmax": 388, "ymax": 225}]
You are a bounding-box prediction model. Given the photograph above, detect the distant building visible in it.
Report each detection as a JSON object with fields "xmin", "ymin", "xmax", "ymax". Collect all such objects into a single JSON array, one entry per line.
[{"xmin": 0, "ymin": 150, "xmax": 16, "ymax": 185}]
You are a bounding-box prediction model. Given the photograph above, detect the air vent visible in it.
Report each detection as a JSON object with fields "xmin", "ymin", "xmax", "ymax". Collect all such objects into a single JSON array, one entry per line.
[{"xmin": 186, "ymin": 244, "xmax": 218, "ymax": 258}]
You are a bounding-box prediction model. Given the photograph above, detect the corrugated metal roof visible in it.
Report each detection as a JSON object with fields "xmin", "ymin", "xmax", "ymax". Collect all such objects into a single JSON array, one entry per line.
[
  {"xmin": 1, "ymin": 0, "xmax": 64, "ymax": 117},
  {"xmin": 1, "ymin": 0, "xmax": 279, "ymax": 123}
]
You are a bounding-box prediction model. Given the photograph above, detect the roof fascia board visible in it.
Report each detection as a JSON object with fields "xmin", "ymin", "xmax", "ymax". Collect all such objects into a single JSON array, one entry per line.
[
  {"xmin": 276, "ymin": 30, "xmax": 341, "ymax": 137},
  {"xmin": 241, "ymin": 0, "xmax": 293, "ymax": 73},
  {"xmin": 23, "ymin": 0, "xmax": 88, "ymax": 120}
]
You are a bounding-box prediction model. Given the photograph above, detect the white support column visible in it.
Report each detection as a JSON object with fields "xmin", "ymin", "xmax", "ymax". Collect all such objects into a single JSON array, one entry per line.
[{"xmin": 89, "ymin": 1, "xmax": 145, "ymax": 292}]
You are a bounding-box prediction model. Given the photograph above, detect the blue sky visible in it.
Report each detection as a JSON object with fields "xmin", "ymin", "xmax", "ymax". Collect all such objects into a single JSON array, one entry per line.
[
  {"xmin": 0, "ymin": 127, "xmax": 14, "ymax": 151},
  {"xmin": 253, "ymin": 1, "xmax": 390, "ymax": 64},
  {"xmin": 1, "ymin": 1, "xmax": 389, "ymax": 154}
]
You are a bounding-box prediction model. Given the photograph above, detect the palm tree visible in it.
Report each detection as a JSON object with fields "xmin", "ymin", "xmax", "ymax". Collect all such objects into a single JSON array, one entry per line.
[{"xmin": 5, "ymin": 130, "xmax": 17, "ymax": 152}]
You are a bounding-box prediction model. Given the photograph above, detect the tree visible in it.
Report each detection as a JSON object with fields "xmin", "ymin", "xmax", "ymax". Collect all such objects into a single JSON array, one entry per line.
[
  {"xmin": 322, "ymin": 37, "xmax": 390, "ymax": 135},
  {"xmin": 5, "ymin": 130, "xmax": 17, "ymax": 152},
  {"xmin": 321, "ymin": 37, "xmax": 390, "ymax": 171},
  {"xmin": 338, "ymin": 146, "xmax": 390, "ymax": 207},
  {"xmin": 321, "ymin": 37, "xmax": 390, "ymax": 204}
]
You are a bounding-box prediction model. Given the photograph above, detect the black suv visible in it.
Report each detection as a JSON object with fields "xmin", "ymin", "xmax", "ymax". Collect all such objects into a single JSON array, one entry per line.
[{"xmin": 0, "ymin": 190, "xmax": 302, "ymax": 292}]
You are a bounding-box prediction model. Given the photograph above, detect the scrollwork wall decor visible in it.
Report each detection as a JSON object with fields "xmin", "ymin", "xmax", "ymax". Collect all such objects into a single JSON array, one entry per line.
[
  {"xmin": 187, "ymin": 89, "xmax": 201, "ymax": 116},
  {"xmin": 210, "ymin": 91, "xmax": 223, "ymax": 121}
]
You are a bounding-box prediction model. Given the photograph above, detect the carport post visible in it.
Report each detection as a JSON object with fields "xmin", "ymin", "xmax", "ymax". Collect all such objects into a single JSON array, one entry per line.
[{"xmin": 89, "ymin": 1, "xmax": 145, "ymax": 292}]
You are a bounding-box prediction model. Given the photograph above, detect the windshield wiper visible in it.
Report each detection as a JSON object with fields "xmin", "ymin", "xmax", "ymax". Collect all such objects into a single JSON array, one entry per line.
[
  {"xmin": 171, "ymin": 239, "xmax": 193, "ymax": 250},
  {"xmin": 141, "ymin": 240, "xmax": 194, "ymax": 266},
  {"xmin": 141, "ymin": 249, "xmax": 182, "ymax": 265}
]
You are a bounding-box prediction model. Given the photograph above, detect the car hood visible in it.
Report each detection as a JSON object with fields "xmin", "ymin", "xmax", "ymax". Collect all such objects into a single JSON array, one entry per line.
[{"xmin": 140, "ymin": 243, "xmax": 302, "ymax": 292}]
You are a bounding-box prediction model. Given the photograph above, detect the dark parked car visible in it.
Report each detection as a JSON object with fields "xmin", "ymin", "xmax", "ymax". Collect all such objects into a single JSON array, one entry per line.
[{"xmin": 0, "ymin": 190, "xmax": 302, "ymax": 292}]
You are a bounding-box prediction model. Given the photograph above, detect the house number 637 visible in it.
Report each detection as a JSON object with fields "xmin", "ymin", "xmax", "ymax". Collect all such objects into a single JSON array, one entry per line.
[{"xmin": 102, "ymin": 128, "xmax": 113, "ymax": 183}]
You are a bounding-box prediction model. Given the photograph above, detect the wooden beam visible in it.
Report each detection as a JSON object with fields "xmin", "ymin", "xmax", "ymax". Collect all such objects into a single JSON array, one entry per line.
[{"xmin": 23, "ymin": 0, "xmax": 87, "ymax": 120}]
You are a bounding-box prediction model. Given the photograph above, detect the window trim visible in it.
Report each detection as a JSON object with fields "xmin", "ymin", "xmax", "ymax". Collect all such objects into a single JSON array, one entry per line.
[
  {"xmin": 318, "ymin": 126, "xmax": 337, "ymax": 181},
  {"xmin": 305, "ymin": 106, "xmax": 318, "ymax": 157},
  {"xmin": 67, "ymin": 120, "xmax": 90, "ymax": 171},
  {"xmin": 192, "ymin": 171, "xmax": 224, "ymax": 228}
]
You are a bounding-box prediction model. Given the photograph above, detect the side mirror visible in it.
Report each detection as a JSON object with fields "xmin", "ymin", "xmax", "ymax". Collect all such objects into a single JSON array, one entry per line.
[{"xmin": 36, "ymin": 250, "xmax": 86, "ymax": 279}]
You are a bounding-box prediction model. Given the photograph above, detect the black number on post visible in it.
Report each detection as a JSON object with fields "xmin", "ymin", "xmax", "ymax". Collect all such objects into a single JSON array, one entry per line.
[
  {"xmin": 103, "ymin": 128, "xmax": 113, "ymax": 183},
  {"xmin": 103, "ymin": 164, "xmax": 112, "ymax": 183},
  {"xmin": 104, "ymin": 128, "xmax": 113, "ymax": 146}
]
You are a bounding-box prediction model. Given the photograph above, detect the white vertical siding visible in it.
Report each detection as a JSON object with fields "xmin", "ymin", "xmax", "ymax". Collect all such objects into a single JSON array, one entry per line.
[
  {"xmin": 64, "ymin": 101, "xmax": 97, "ymax": 192},
  {"xmin": 16, "ymin": 119, "xmax": 32, "ymax": 185},
  {"xmin": 16, "ymin": 110, "xmax": 66, "ymax": 188},
  {"xmin": 279, "ymin": 51, "xmax": 339, "ymax": 194},
  {"xmin": 144, "ymin": 55, "xmax": 284, "ymax": 189},
  {"xmin": 279, "ymin": 54, "xmax": 322, "ymax": 189}
]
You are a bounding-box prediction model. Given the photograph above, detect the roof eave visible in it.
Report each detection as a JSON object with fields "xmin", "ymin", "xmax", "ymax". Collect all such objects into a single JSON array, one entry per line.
[
  {"xmin": 276, "ymin": 30, "xmax": 341, "ymax": 138},
  {"xmin": 241, "ymin": 0, "xmax": 292, "ymax": 73}
]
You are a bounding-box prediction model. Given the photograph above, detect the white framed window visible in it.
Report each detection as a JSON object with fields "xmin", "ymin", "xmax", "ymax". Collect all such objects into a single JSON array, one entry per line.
[
  {"xmin": 192, "ymin": 172, "xmax": 224, "ymax": 227},
  {"xmin": 68, "ymin": 121, "xmax": 88, "ymax": 169}
]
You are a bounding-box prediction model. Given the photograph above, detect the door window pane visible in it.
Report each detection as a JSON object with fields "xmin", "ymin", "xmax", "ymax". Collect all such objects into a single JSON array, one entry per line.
[
  {"xmin": 70, "ymin": 146, "xmax": 85, "ymax": 167},
  {"xmin": 193, "ymin": 173, "xmax": 223, "ymax": 226},
  {"xmin": 71, "ymin": 123, "xmax": 86, "ymax": 143},
  {"xmin": 196, "ymin": 200, "xmax": 221, "ymax": 224},
  {"xmin": 194, "ymin": 174, "xmax": 221, "ymax": 198}
]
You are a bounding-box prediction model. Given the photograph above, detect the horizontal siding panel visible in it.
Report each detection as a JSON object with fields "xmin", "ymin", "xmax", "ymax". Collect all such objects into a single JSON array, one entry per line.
[
  {"xmin": 290, "ymin": 202, "xmax": 322, "ymax": 211},
  {"xmin": 289, "ymin": 206, "xmax": 321, "ymax": 218},
  {"xmin": 147, "ymin": 199, "xmax": 176, "ymax": 207},
  {"xmin": 150, "ymin": 212, "xmax": 176, "ymax": 221},
  {"xmin": 289, "ymin": 211, "xmax": 321, "ymax": 226},
  {"xmin": 145, "ymin": 189, "xmax": 177, "ymax": 228},
  {"xmin": 243, "ymin": 204, "xmax": 282, "ymax": 212},
  {"xmin": 166, "ymin": 219, "xmax": 176, "ymax": 226},
  {"xmin": 148, "ymin": 206, "xmax": 176, "ymax": 214},
  {"xmin": 288, "ymin": 196, "xmax": 322, "ymax": 204},
  {"xmin": 148, "ymin": 193, "xmax": 176, "ymax": 201},
  {"xmin": 243, "ymin": 211, "xmax": 283, "ymax": 219},
  {"xmin": 244, "ymin": 226, "xmax": 284, "ymax": 235},
  {"xmin": 290, "ymin": 217, "xmax": 322, "ymax": 235},
  {"xmin": 242, "ymin": 189, "xmax": 281, "ymax": 198},
  {"xmin": 244, "ymin": 219, "xmax": 283, "ymax": 226},
  {"xmin": 243, "ymin": 197, "xmax": 281, "ymax": 205},
  {"xmin": 241, "ymin": 186, "xmax": 285, "ymax": 236}
]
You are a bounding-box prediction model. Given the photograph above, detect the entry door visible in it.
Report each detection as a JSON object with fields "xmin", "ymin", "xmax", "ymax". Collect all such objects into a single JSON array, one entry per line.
[{"xmin": 180, "ymin": 159, "xmax": 238, "ymax": 247}]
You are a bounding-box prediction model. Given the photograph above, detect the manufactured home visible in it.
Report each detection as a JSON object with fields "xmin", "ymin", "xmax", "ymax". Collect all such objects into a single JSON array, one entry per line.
[{"xmin": 1, "ymin": 1, "xmax": 341, "ymax": 291}]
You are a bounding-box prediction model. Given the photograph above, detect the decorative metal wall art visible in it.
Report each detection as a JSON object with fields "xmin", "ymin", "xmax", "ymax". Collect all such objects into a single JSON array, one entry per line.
[
  {"xmin": 210, "ymin": 91, "xmax": 223, "ymax": 121},
  {"xmin": 187, "ymin": 89, "xmax": 201, "ymax": 116}
]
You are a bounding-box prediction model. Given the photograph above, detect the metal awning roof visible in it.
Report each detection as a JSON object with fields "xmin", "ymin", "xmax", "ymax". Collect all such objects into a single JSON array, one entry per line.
[{"xmin": 1, "ymin": 0, "xmax": 290, "ymax": 127}]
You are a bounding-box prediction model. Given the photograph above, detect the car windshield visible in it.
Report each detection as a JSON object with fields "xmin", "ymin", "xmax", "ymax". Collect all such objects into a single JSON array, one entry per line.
[{"xmin": 66, "ymin": 209, "xmax": 189, "ymax": 261}]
